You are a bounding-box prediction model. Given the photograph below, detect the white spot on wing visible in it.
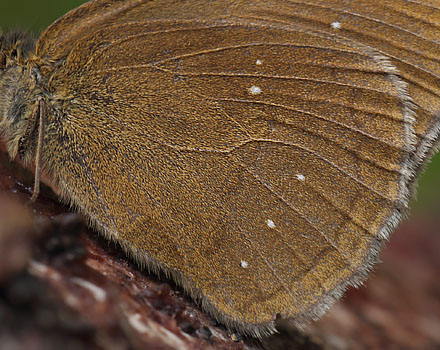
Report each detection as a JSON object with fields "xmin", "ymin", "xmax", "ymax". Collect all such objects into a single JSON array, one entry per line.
[
  {"xmin": 249, "ymin": 85, "xmax": 262, "ymax": 95},
  {"xmin": 266, "ymin": 219, "xmax": 275, "ymax": 228},
  {"xmin": 255, "ymin": 59, "xmax": 262, "ymax": 65},
  {"xmin": 241, "ymin": 260, "xmax": 249, "ymax": 268},
  {"xmin": 296, "ymin": 174, "xmax": 305, "ymax": 181},
  {"xmin": 331, "ymin": 21, "xmax": 341, "ymax": 29}
]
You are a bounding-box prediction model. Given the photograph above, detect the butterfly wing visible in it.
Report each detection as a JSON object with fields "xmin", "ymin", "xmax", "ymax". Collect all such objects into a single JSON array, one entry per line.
[
  {"xmin": 36, "ymin": 0, "xmax": 234, "ymax": 60},
  {"xmin": 236, "ymin": 0, "xmax": 440, "ymax": 189},
  {"xmin": 35, "ymin": 0, "xmax": 439, "ymax": 335},
  {"xmin": 37, "ymin": 0, "xmax": 440, "ymax": 188}
]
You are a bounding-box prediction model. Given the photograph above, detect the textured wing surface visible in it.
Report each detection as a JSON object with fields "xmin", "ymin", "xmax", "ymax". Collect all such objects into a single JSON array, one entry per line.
[
  {"xmin": 38, "ymin": 0, "xmax": 440, "ymax": 180},
  {"xmin": 36, "ymin": 0, "xmax": 440, "ymax": 335},
  {"xmin": 234, "ymin": 0, "xmax": 440, "ymax": 184},
  {"xmin": 36, "ymin": 0, "xmax": 234, "ymax": 59}
]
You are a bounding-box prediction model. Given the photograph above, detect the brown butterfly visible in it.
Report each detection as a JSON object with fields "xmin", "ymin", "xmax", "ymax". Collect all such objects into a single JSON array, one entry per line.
[{"xmin": 1, "ymin": 0, "xmax": 439, "ymax": 336}]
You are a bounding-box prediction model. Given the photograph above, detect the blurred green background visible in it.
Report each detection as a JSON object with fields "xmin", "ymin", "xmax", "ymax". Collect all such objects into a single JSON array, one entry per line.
[{"xmin": 1, "ymin": 0, "xmax": 439, "ymax": 214}]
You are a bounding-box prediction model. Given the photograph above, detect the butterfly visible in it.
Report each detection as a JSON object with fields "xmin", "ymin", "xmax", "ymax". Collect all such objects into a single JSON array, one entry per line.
[{"xmin": 0, "ymin": 0, "xmax": 438, "ymax": 336}]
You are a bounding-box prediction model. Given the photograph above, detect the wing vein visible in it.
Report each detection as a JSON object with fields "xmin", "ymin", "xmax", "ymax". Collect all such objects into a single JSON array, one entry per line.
[
  {"xmin": 290, "ymin": 0, "xmax": 440, "ymax": 47},
  {"xmin": 243, "ymin": 167, "xmax": 356, "ymax": 267}
]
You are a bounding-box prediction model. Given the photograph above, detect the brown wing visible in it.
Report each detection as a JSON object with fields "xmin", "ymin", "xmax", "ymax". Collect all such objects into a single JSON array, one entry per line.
[
  {"xmin": 36, "ymin": 0, "xmax": 438, "ymax": 336},
  {"xmin": 233, "ymin": 0, "xmax": 440, "ymax": 189},
  {"xmin": 36, "ymin": 0, "xmax": 234, "ymax": 60},
  {"xmin": 38, "ymin": 0, "xmax": 440, "ymax": 176}
]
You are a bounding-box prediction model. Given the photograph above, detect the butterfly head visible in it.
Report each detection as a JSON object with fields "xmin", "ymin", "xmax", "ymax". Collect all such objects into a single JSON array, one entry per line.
[{"xmin": 0, "ymin": 30, "xmax": 39, "ymax": 163}]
